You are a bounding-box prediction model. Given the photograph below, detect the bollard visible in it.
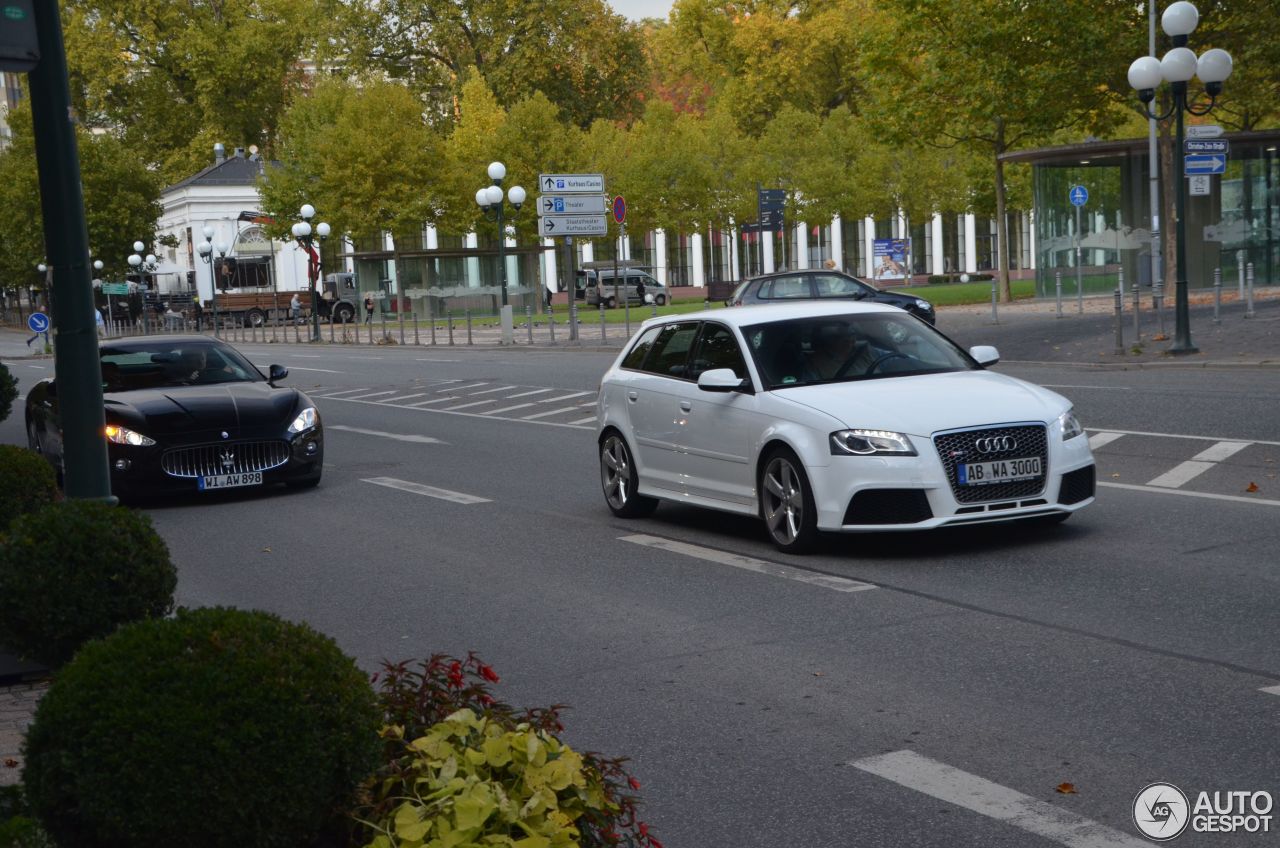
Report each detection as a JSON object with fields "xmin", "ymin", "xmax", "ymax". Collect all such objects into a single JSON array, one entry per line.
[
  {"xmin": 294, "ymin": 321, "xmax": 300, "ymax": 344},
  {"xmin": 1114, "ymin": 286, "xmax": 1124, "ymax": 355},
  {"xmin": 990, "ymin": 278, "xmax": 998, "ymax": 324},
  {"xmin": 329, "ymin": 313, "xmax": 335, "ymax": 343},
  {"xmin": 600, "ymin": 303, "xmax": 607, "ymax": 342},
  {"xmin": 1153, "ymin": 281, "xmax": 1165, "ymax": 338},
  {"xmin": 430, "ymin": 310, "xmax": 437, "ymax": 345},
  {"xmin": 568, "ymin": 295, "xmax": 579, "ymax": 342},
  {"xmin": 651, "ymin": 298, "xmax": 658, "ymax": 319},
  {"xmin": 413, "ymin": 312, "xmax": 420, "ymax": 345},
  {"xmin": 380, "ymin": 306, "xmax": 387, "ymax": 342},
  {"xmin": 272, "ymin": 316, "xmax": 278, "ymax": 344},
  {"xmin": 447, "ymin": 311, "xmax": 455, "ymax": 346},
  {"xmin": 526, "ymin": 306, "xmax": 533, "ymax": 345},
  {"xmin": 398, "ymin": 305, "xmax": 405, "ymax": 346},
  {"xmin": 1077, "ymin": 268, "xmax": 1084, "ymax": 314},
  {"xmin": 1237, "ymin": 249, "xmax": 1246, "ymax": 299},
  {"xmin": 548, "ymin": 311, "xmax": 556, "ymax": 345},
  {"xmin": 1246, "ymin": 262, "xmax": 1255, "ymax": 318},
  {"xmin": 1213, "ymin": 267, "xmax": 1222, "ymax": 324},
  {"xmin": 1130, "ymin": 269, "xmax": 1140, "ymax": 340},
  {"xmin": 1055, "ymin": 271, "xmax": 1063, "ymax": 318},
  {"xmin": 465, "ymin": 309, "xmax": 472, "ymax": 345}
]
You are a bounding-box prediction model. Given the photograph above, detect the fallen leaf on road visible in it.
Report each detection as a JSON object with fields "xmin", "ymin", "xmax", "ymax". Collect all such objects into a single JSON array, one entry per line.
[
  {"xmin": 1111, "ymin": 473, "xmax": 1121, "ymax": 479},
  {"xmin": 1056, "ymin": 783, "xmax": 1077, "ymax": 794},
  {"xmin": 262, "ymin": 547, "xmax": 272, "ymax": 553},
  {"xmin": 3, "ymin": 758, "xmax": 18, "ymax": 769},
  {"xmin": 1246, "ymin": 483, "xmax": 1259, "ymax": 493},
  {"xmin": 813, "ymin": 672, "xmax": 825, "ymax": 677}
]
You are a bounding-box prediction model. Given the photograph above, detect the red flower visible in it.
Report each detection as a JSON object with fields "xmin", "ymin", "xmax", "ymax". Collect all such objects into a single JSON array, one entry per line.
[
  {"xmin": 628, "ymin": 776, "xmax": 641, "ymax": 790},
  {"xmin": 479, "ymin": 664, "xmax": 500, "ymax": 683},
  {"xmin": 639, "ymin": 822, "xmax": 649, "ymax": 836},
  {"xmin": 479, "ymin": 694, "xmax": 494, "ymax": 706}
]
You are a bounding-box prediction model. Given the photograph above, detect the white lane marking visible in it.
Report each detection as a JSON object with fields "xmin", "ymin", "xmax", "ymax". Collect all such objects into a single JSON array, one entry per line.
[
  {"xmin": 442, "ymin": 382, "xmax": 488, "ymax": 392},
  {"xmin": 569, "ymin": 416, "xmax": 597, "ymax": 425},
  {"xmin": 362, "ymin": 476, "xmax": 490, "ymax": 504},
  {"xmin": 1192, "ymin": 440, "xmax": 1250, "ymax": 463},
  {"xmin": 1146, "ymin": 461, "xmax": 1215, "ymax": 488},
  {"xmin": 443, "ymin": 399, "xmax": 497, "ymax": 411},
  {"xmin": 344, "ymin": 390, "xmax": 398, "ymax": 400},
  {"xmin": 1087, "ymin": 432, "xmax": 1125, "ymax": 451},
  {"xmin": 317, "ymin": 395, "xmax": 597, "ymax": 430},
  {"xmin": 522, "ymin": 406, "xmax": 582, "ymax": 420},
  {"xmin": 290, "ymin": 354, "xmax": 323, "ymax": 358},
  {"xmin": 483, "ymin": 403, "xmax": 536, "ymax": 416},
  {"xmin": 314, "ymin": 387, "xmax": 371, "ymax": 397},
  {"xmin": 1042, "ymin": 384, "xmax": 1132, "ymax": 391},
  {"xmin": 1087, "ymin": 427, "xmax": 1280, "ymax": 447},
  {"xmin": 504, "ymin": 388, "xmax": 554, "ymax": 399},
  {"xmin": 850, "ymin": 750, "xmax": 1147, "ymax": 848},
  {"xmin": 415, "ymin": 358, "xmax": 460, "ymax": 362},
  {"xmin": 619, "ymin": 534, "xmax": 876, "ymax": 593},
  {"xmin": 539, "ymin": 391, "xmax": 592, "ymax": 404},
  {"xmin": 381, "ymin": 393, "xmax": 429, "ymax": 403},
  {"xmin": 329, "ymin": 425, "xmax": 444, "ymax": 444},
  {"xmin": 466, "ymin": 385, "xmax": 517, "ymax": 395},
  {"xmin": 1100, "ymin": 481, "xmax": 1280, "ymax": 507},
  {"xmin": 1260, "ymin": 685, "xmax": 1280, "ymax": 697},
  {"xmin": 281, "ymin": 366, "xmax": 343, "ymax": 373},
  {"xmin": 26, "ymin": 364, "xmax": 46, "ymax": 369},
  {"xmin": 407, "ymin": 397, "xmax": 456, "ymax": 406}
]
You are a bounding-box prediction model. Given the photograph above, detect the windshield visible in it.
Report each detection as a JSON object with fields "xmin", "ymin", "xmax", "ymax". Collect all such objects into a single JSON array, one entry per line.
[
  {"xmin": 100, "ymin": 342, "xmax": 262, "ymax": 391},
  {"xmin": 743, "ymin": 313, "xmax": 976, "ymax": 389}
]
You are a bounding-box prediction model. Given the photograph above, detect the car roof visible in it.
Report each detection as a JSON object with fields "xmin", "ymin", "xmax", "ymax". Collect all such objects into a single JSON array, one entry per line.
[
  {"xmin": 638, "ymin": 300, "xmax": 902, "ymax": 330},
  {"xmin": 100, "ymin": 335, "xmax": 234, "ymax": 354}
]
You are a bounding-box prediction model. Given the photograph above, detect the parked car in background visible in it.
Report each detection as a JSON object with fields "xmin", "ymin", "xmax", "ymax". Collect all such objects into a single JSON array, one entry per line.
[
  {"xmin": 595, "ymin": 301, "xmax": 1094, "ymax": 553},
  {"xmin": 729, "ymin": 269, "xmax": 936, "ymax": 324},
  {"xmin": 579, "ymin": 268, "xmax": 668, "ymax": 307},
  {"xmin": 26, "ymin": 336, "xmax": 323, "ymax": 501}
]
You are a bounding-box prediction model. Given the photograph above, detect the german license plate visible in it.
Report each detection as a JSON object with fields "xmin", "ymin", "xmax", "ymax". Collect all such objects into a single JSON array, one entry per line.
[
  {"xmin": 198, "ymin": 471, "xmax": 263, "ymax": 491},
  {"xmin": 958, "ymin": 456, "xmax": 1041, "ymax": 486}
]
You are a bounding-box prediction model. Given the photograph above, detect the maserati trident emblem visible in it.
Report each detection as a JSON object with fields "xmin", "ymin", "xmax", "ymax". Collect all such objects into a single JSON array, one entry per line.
[
  {"xmin": 974, "ymin": 436, "xmax": 1017, "ymax": 453},
  {"xmin": 220, "ymin": 451, "xmax": 235, "ymax": 471},
  {"xmin": 221, "ymin": 431, "xmax": 230, "ymax": 439}
]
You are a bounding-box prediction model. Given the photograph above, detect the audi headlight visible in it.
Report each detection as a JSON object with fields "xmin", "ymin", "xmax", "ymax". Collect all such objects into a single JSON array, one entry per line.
[
  {"xmin": 288, "ymin": 407, "xmax": 318, "ymax": 434},
  {"xmin": 1058, "ymin": 408, "xmax": 1083, "ymax": 441},
  {"xmin": 104, "ymin": 425, "xmax": 155, "ymax": 447},
  {"xmin": 830, "ymin": 429, "xmax": 917, "ymax": 456}
]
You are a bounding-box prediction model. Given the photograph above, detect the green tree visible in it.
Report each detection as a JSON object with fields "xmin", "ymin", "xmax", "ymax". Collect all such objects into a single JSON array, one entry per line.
[
  {"xmin": 865, "ymin": 0, "xmax": 1132, "ymax": 300},
  {"xmin": 341, "ymin": 0, "xmax": 649, "ymax": 129},
  {"xmin": 62, "ymin": 0, "xmax": 337, "ymax": 183},
  {"xmin": 0, "ymin": 103, "xmax": 162, "ymax": 296}
]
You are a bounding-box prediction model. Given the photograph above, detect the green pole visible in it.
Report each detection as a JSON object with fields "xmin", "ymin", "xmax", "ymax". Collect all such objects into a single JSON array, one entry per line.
[{"xmin": 27, "ymin": 0, "xmax": 114, "ymax": 502}]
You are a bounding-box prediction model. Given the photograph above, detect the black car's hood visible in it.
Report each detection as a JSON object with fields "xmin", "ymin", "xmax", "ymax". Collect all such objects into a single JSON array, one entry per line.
[{"xmin": 105, "ymin": 382, "xmax": 302, "ymax": 441}]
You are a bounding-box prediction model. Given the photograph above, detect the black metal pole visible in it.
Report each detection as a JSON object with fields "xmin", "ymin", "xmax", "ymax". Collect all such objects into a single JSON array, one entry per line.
[
  {"xmin": 497, "ymin": 202, "xmax": 508, "ymax": 308},
  {"xmin": 28, "ymin": 0, "xmax": 114, "ymax": 502},
  {"xmin": 1170, "ymin": 82, "xmax": 1196, "ymax": 354}
]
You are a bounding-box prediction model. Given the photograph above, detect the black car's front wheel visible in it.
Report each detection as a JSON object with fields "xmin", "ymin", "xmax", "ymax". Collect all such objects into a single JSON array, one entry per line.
[
  {"xmin": 600, "ymin": 433, "xmax": 657, "ymax": 518},
  {"xmin": 26, "ymin": 417, "xmax": 41, "ymax": 454}
]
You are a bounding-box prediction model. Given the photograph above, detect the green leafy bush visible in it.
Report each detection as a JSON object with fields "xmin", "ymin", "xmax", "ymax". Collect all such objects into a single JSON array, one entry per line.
[
  {"xmin": 0, "ymin": 501, "xmax": 175, "ymax": 667},
  {"xmin": 22, "ymin": 606, "xmax": 381, "ymax": 848},
  {"xmin": 360, "ymin": 655, "xmax": 660, "ymax": 848},
  {"xmin": 0, "ymin": 361, "xmax": 15, "ymax": 424},
  {"xmin": 0, "ymin": 445, "xmax": 58, "ymax": 532},
  {"xmin": 0, "ymin": 785, "xmax": 53, "ymax": 847}
]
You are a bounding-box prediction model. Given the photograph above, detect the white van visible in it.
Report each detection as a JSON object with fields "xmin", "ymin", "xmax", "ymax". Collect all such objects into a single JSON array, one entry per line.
[{"xmin": 580, "ymin": 268, "xmax": 667, "ymax": 307}]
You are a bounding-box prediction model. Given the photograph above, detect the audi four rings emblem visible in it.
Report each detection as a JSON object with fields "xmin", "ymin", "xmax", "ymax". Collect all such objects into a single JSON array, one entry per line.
[{"xmin": 974, "ymin": 436, "xmax": 1017, "ymax": 453}]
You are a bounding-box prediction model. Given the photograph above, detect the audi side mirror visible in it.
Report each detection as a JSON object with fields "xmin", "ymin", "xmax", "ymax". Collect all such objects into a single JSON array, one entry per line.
[
  {"xmin": 969, "ymin": 345, "xmax": 1000, "ymax": 366},
  {"xmin": 697, "ymin": 368, "xmax": 750, "ymax": 393}
]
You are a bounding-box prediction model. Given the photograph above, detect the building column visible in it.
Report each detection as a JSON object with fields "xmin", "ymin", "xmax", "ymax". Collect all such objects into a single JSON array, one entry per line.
[
  {"xmin": 795, "ymin": 221, "xmax": 809, "ymax": 269},
  {"xmin": 1094, "ymin": 211, "xmax": 1106, "ymax": 266},
  {"xmin": 931, "ymin": 214, "xmax": 945, "ymax": 275},
  {"xmin": 426, "ymin": 226, "xmax": 438, "ymax": 250},
  {"xmin": 543, "ymin": 238, "xmax": 557, "ymax": 296},
  {"xmin": 1028, "ymin": 211, "xmax": 1037, "ymax": 271},
  {"xmin": 830, "ymin": 215, "xmax": 844, "ymax": 271},
  {"xmin": 763, "ymin": 230, "xmax": 776, "ymax": 274},
  {"xmin": 655, "ymin": 229, "xmax": 668, "ymax": 285},
  {"xmin": 582, "ymin": 241, "xmax": 595, "ymax": 264},
  {"xmin": 729, "ymin": 225, "xmax": 741, "ymax": 281},
  {"xmin": 691, "ymin": 232, "xmax": 705, "ymax": 287},
  {"xmin": 465, "ymin": 232, "xmax": 481, "ymax": 288},
  {"xmin": 385, "ymin": 232, "xmax": 398, "ymax": 293},
  {"xmin": 864, "ymin": 217, "xmax": 876, "ymax": 276},
  {"xmin": 963, "ymin": 214, "xmax": 978, "ymax": 274}
]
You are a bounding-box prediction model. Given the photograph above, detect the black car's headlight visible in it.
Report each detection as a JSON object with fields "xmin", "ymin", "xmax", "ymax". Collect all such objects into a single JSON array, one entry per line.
[
  {"xmin": 830, "ymin": 429, "xmax": 917, "ymax": 456},
  {"xmin": 1058, "ymin": 408, "xmax": 1084, "ymax": 441},
  {"xmin": 104, "ymin": 425, "xmax": 156, "ymax": 447},
  {"xmin": 288, "ymin": 407, "xmax": 318, "ymax": 434},
  {"xmin": 914, "ymin": 299, "xmax": 933, "ymax": 311}
]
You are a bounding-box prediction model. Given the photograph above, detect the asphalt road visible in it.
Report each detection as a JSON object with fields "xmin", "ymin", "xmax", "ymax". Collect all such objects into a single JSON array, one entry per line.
[{"xmin": 2, "ymin": 344, "xmax": 1278, "ymax": 847}]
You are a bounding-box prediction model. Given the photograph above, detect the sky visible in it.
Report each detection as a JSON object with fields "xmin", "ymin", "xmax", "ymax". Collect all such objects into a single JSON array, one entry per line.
[{"xmin": 608, "ymin": 0, "xmax": 674, "ymax": 21}]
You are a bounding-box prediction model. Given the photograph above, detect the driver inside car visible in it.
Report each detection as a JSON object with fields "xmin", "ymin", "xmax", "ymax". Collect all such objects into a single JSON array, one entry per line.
[{"xmin": 802, "ymin": 322, "xmax": 870, "ymax": 382}]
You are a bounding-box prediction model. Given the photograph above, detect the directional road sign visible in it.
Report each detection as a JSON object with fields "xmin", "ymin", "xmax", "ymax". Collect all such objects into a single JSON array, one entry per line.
[
  {"xmin": 538, "ymin": 173, "xmax": 605, "ymax": 194},
  {"xmin": 538, "ymin": 194, "xmax": 607, "ymax": 215},
  {"xmin": 1189, "ymin": 175, "xmax": 1212, "ymax": 196},
  {"xmin": 1185, "ymin": 139, "xmax": 1229, "ymax": 155},
  {"xmin": 27, "ymin": 312, "xmax": 49, "ymax": 334},
  {"xmin": 101, "ymin": 283, "xmax": 128, "ymax": 295},
  {"xmin": 1184, "ymin": 154, "xmax": 1226, "ymax": 175},
  {"xmin": 1186, "ymin": 125, "xmax": 1224, "ymax": 140},
  {"xmin": 538, "ymin": 214, "xmax": 608, "ymax": 237},
  {"xmin": 1069, "ymin": 185, "xmax": 1088, "ymax": 207}
]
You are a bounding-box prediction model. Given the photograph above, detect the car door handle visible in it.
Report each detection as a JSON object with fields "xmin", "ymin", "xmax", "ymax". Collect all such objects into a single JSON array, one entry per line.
[
  {"xmin": 627, "ymin": 391, "xmax": 638, "ymax": 402},
  {"xmin": 679, "ymin": 401, "xmax": 692, "ymax": 412}
]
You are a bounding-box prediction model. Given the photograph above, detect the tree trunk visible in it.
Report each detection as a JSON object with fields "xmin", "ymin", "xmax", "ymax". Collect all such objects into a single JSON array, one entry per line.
[
  {"xmin": 993, "ymin": 127, "xmax": 1012, "ymax": 303},
  {"xmin": 1158, "ymin": 116, "xmax": 1176, "ymax": 294}
]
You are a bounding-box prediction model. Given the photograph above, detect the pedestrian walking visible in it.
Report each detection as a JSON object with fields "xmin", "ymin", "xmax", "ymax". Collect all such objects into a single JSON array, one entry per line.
[
  {"xmin": 290, "ymin": 293, "xmax": 302, "ymax": 324},
  {"xmin": 95, "ymin": 307, "xmax": 105, "ymax": 337},
  {"xmin": 364, "ymin": 295, "xmax": 374, "ymax": 324},
  {"xmin": 26, "ymin": 305, "xmax": 49, "ymax": 348}
]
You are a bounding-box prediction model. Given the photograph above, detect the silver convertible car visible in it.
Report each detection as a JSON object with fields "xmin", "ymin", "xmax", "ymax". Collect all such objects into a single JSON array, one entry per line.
[{"xmin": 596, "ymin": 302, "xmax": 1096, "ymax": 553}]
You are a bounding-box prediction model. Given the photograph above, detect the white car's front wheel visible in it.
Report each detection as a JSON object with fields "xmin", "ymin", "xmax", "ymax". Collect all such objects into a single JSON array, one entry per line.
[
  {"xmin": 760, "ymin": 448, "xmax": 819, "ymax": 554},
  {"xmin": 600, "ymin": 433, "xmax": 658, "ymax": 518}
]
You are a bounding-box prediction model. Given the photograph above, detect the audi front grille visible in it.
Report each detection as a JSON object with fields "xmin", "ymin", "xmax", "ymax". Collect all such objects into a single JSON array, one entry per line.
[
  {"xmin": 161, "ymin": 440, "xmax": 290, "ymax": 478},
  {"xmin": 933, "ymin": 423, "xmax": 1048, "ymax": 503}
]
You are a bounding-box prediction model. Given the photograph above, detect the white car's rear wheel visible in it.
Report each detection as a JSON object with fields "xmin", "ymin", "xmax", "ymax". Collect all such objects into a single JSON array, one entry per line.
[
  {"xmin": 600, "ymin": 433, "xmax": 657, "ymax": 518},
  {"xmin": 760, "ymin": 448, "xmax": 819, "ymax": 554}
]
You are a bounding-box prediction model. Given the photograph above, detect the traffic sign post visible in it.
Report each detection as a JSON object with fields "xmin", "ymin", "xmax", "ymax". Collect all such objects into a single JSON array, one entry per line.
[
  {"xmin": 27, "ymin": 311, "xmax": 49, "ymax": 334},
  {"xmin": 1184, "ymin": 139, "xmax": 1228, "ymax": 155},
  {"xmin": 101, "ymin": 282, "xmax": 128, "ymax": 295},
  {"xmin": 539, "ymin": 173, "xmax": 605, "ymax": 193},
  {"xmin": 1184, "ymin": 154, "xmax": 1226, "ymax": 175},
  {"xmin": 1069, "ymin": 186, "xmax": 1086, "ymax": 313},
  {"xmin": 1186, "ymin": 125, "xmax": 1223, "ymax": 140},
  {"xmin": 538, "ymin": 215, "xmax": 608, "ymax": 237},
  {"xmin": 539, "ymin": 194, "xmax": 607, "ymax": 215},
  {"xmin": 1189, "ymin": 175, "xmax": 1211, "ymax": 196},
  {"xmin": 1069, "ymin": 185, "xmax": 1088, "ymax": 207},
  {"xmin": 613, "ymin": 195, "xmax": 626, "ymax": 225}
]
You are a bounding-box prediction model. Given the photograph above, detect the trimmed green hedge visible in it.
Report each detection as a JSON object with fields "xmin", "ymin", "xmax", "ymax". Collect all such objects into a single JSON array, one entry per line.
[
  {"xmin": 0, "ymin": 361, "xmax": 16, "ymax": 424},
  {"xmin": 0, "ymin": 445, "xmax": 58, "ymax": 532}
]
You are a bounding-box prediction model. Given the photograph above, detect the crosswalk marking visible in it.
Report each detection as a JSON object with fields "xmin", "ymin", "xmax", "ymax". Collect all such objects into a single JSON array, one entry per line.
[
  {"xmin": 483, "ymin": 403, "xmax": 537, "ymax": 416},
  {"xmin": 504, "ymin": 388, "xmax": 554, "ymax": 399},
  {"xmin": 1087, "ymin": 431, "xmax": 1124, "ymax": 450},
  {"xmin": 314, "ymin": 387, "xmax": 370, "ymax": 397},
  {"xmin": 381, "ymin": 393, "xmax": 429, "ymax": 403},
  {"xmin": 344, "ymin": 390, "xmax": 397, "ymax": 400},
  {"xmin": 466, "ymin": 385, "xmax": 517, "ymax": 395},
  {"xmin": 539, "ymin": 391, "xmax": 592, "ymax": 404},
  {"xmin": 407, "ymin": 397, "xmax": 457, "ymax": 406},
  {"xmin": 522, "ymin": 406, "xmax": 582, "ymax": 420},
  {"xmin": 1146, "ymin": 440, "xmax": 1250, "ymax": 488},
  {"xmin": 442, "ymin": 382, "xmax": 488, "ymax": 392},
  {"xmin": 443, "ymin": 399, "xmax": 498, "ymax": 411},
  {"xmin": 569, "ymin": 416, "xmax": 597, "ymax": 425}
]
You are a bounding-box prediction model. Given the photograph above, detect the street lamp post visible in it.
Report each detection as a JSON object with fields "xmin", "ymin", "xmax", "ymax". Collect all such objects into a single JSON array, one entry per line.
[
  {"xmin": 195, "ymin": 226, "xmax": 228, "ymax": 336},
  {"xmin": 1128, "ymin": 1, "xmax": 1233, "ymax": 355},
  {"xmin": 475, "ymin": 161, "xmax": 526, "ymax": 345},
  {"xmin": 292, "ymin": 204, "xmax": 330, "ymax": 342},
  {"xmin": 92, "ymin": 259, "xmax": 108, "ymax": 334},
  {"xmin": 127, "ymin": 245, "xmax": 160, "ymax": 332}
]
